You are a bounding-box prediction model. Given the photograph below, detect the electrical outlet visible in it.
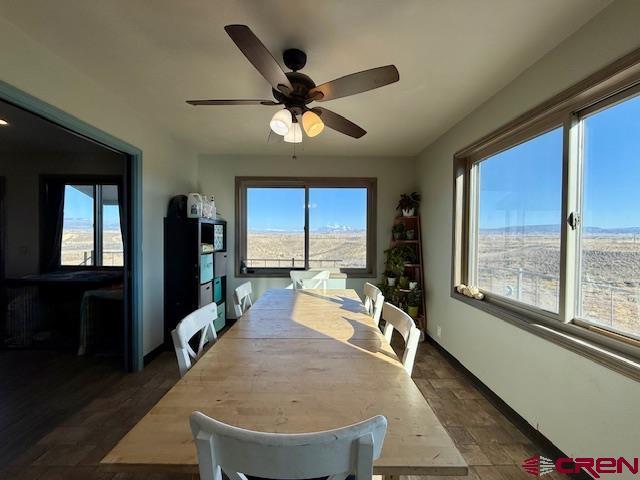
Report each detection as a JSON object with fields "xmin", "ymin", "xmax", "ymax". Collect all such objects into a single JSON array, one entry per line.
[{"xmin": 436, "ymin": 325, "xmax": 442, "ymax": 338}]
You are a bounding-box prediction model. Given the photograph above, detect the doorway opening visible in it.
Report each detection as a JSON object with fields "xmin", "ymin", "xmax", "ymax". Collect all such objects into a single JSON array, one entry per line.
[{"xmin": 0, "ymin": 94, "xmax": 141, "ymax": 467}]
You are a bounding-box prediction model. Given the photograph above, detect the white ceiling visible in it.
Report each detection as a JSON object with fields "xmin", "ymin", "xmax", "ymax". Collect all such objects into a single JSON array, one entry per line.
[
  {"xmin": 0, "ymin": 0, "xmax": 611, "ymax": 157},
  {"xmin": 0, "ymin": 98, "xmax": 121, "ymax": 155}
]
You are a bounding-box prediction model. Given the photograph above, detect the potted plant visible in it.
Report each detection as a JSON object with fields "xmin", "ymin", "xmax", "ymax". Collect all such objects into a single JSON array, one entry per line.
[
  {"xmin": 392, "ymin": 223, "xmax": 405, "ymax": 240},
  {"xmin": 407, "ymin": 289, "xmax": 421, "ymax": 318},
  {"xmin": 384, "ymin": 246, "xmax": 406, "ymax": 286},
  {"xmin": 399, "ymin": 275, "xmax": 410, "ymax": 289},
  {"xmin": 384, "ymin": 270, "xmax": 397, "ymax": 286},
  {"xmin": 405, "ymin": 228, "xmax": 416, "ymax": 240},
  {"xmin": 397, "ymin": 192, "xmax": 421, "ymax": 217},
  {"xmin": 394, "ymin": 244, "xmax": 417, "ymax": 265},
  {"xmin": 409, "ymin": 281, "xmax": 418, "ymax": 290}
]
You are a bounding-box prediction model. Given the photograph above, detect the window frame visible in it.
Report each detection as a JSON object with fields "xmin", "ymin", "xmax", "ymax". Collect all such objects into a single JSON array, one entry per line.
[
  {"xmin": 452, "ymin": 48, "xmax": 640, "ymax": 380},
  {"xmin": 235, "ymin": 176, "xmax": 377, "ymax": 278},
  {"xmin": 41, "ymin": 174, "xmax": 124, "ymax": 270}
]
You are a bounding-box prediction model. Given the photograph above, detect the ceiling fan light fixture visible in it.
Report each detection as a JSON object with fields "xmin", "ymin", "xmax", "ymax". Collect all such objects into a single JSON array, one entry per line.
[
  {"xmin": 284, "ymin": 122, "xmax": 302, "ymax": 143},
  {"xmin": 270, "ymin": 109, "xmax": 292, "ymax": 136},
  {"xmin": 302, "ymin": 110, "xmax": 324, "ymax": 137}
]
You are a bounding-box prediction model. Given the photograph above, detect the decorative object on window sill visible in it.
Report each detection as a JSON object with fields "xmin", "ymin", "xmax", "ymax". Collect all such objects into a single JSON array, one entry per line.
[
  {"xmin": 456, "ymin": 284, "xmax": 485, "ymax": 300},
  {"xmin": 396, "ymin": 192, "xmax": 421, "ymax": 217}
]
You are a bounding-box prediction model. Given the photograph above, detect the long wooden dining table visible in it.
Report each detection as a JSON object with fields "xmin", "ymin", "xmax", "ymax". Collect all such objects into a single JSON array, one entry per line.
[{"xmin": 101, "ymin": 288, "xmax": 468, "ymax": 477}]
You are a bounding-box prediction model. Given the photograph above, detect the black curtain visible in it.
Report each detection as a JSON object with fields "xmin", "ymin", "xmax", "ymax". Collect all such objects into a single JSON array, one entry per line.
[
  {"xmin": 41, "ymin": 180, "xmax": 66, "ymax": 272},
  {"xmin": 117, "ymin": 182, "xmax": 127, "ymax": 259}
]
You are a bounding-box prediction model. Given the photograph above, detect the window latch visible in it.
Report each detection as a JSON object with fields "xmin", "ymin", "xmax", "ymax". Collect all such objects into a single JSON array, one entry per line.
[{"xmin": 568, "ymin": 211, "xmax": 581, "ymax": 230}]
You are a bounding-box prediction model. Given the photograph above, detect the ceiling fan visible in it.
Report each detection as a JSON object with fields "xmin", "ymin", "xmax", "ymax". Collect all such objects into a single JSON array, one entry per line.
[{"xmin": 187, "ymin": 25, "xmax": 399, "ymax": 142}]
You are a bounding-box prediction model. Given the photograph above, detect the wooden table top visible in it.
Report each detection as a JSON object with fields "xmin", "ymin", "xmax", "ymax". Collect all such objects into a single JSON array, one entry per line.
[{"xmin": 101, "ymin": 289, "xmax": 467, "ymax": 476}]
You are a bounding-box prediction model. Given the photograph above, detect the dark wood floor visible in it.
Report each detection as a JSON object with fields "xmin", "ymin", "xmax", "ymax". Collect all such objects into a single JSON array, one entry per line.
[{"xmin": 0, "ymin": 341, "xmax": 568, "ymax": 480}]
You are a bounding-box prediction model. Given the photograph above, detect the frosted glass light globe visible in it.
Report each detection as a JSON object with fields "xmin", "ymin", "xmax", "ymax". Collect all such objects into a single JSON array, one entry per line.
[
  {"xmin": 284, "ymin": 122, "xmax": 302, "ymax": 143},
  {"xmin": 270, "ymin": 109, "xmax": 292, "ymax": 136},
  {"xmin": 302, "ymin": 110, "xmax": 324, "ymax": 137}
]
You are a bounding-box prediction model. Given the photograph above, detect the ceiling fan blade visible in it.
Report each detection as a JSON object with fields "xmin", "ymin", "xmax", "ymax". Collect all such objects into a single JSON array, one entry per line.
[
  {"xmin": 187, "ymin": 99, "xmax": 279, "ymax": 106},
  {"xmin": 312, "ymin": 107, "xmax": 366, "ymax": 138},
  {"xmin": 224, "ymin": 25, "xmax": 293, "ymax": 95},
  {"xmin": 309, "ymin": 65, "xmax": 399, "ymax": 102}
]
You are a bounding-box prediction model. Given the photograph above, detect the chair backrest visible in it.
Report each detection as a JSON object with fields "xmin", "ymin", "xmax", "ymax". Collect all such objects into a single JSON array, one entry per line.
[
  {"xmin": 233, "ymin": 281, "xmax": 253, "ymax": 317},
  {"xmin": 289, "ymin": 270, "xmax": 331, "ymax": 290},
  {"xmin": 190, "ymin": 411, "xmax": 387, "ymax": 480},
  {"xmin": 381, "ymin": 302, "xmax": 421, "ymax": 375},
  {"xmin": 363, "ymin": 282, "xmax": 384, "ymax": 326},
  {"xmin": 171, "ymin": 303, "xmax": 218, "ymax": 377}
]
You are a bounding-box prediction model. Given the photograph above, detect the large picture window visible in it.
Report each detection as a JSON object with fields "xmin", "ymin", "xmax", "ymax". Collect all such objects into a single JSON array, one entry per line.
[
  {"xmin": 576, "ymin": 93, "xmax": 640, "ymax": 339},
  {"xmin": 472, "ymin": 128, "xmax": 563, "ymax": 313},
  {"xmin": 236, "ymin": 177, "xmax": 376, "ymax": 276},
  {"xmin": 453, "ymin": 50, "xmax": 640, "ymax": 373}
]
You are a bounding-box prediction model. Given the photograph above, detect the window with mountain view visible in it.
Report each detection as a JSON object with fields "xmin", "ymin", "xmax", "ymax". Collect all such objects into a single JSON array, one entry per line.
[
  {"xmin": 577, "ymin": 93, "xmax": 640, "ymax": 338},
  {"xmin": 238, "ymin": 178, "xmax": 375, "ymax": 275},
  {"xmin": 308, "ymin": 188, "xmax": 367, "ymax": 269},
  {"xmin": 61, "ymin": 183, "xmax": 123, "ymax": 267},
  {"xmin": 455, "ymin": 59, "xmax": 640, "ymax": 357},
  {"xmin": 246, "ymin": 187, "xmax": 305, "ymax": 268},
  {"xmin": 473, "ymin": 128, "xmax": 563, "ymax": 312}
]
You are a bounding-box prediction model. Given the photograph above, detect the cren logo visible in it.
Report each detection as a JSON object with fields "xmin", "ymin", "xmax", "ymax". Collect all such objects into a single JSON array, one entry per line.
[{"xmin": 521, "ymin": 455, "xmax": 555, "ymax": 476}]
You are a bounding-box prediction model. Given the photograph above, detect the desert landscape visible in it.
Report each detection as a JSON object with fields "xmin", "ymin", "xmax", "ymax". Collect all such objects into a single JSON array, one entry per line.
[
  {"xmin": 246, "ymin": 230, "xmax": 367, "ymax": 269},
  {"xmin": 60, "ymin": 228, "xmax": 123, "ymax": 266},
  {"xmin": 477, "ymin": 230, "xmax": 639, "ymax": 336},
  {"xmin": 62, "ymin": 224, "xmax": 638, "ymax": 336}
]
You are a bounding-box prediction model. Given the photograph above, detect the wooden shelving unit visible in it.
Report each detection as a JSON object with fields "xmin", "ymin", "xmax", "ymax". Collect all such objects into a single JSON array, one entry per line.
[{"xmin": 385, "ymin": 215, "xmax": 427, "ymax": 335}]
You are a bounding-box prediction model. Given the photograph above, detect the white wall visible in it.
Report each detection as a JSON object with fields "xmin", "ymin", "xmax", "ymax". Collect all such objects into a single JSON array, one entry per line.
[
  {"xmin": 0, "ymin": 152, "xmax": 125, "ymax": 277},
  {"xmin": 417, "ymin": 0, "xmax": 640, "ymax": 464},
  {"xmin": 197, "ymin": 154, "xmax": 417, "ymax": 312},
  {"xmin": 0, "ymin": 17, "xmax": 199, "ymax": 354}
]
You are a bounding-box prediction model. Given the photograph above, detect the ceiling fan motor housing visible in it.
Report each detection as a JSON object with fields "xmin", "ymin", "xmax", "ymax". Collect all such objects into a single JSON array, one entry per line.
[
  {"xmin": 272, "ymin": 69, "xmax": 317, "ymax": 115},
  {"xmin": 283, "ymin": 48, "xmax": 307, "ymax": 71}
]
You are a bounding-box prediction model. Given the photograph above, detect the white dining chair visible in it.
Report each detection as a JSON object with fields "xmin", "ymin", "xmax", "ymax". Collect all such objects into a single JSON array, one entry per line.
[
  {"xmin": 233, "ymin": 281, "xmax": 253, "ymax": 317},
  {"xmin": 381, "ymin": 302, "xmax": 421, "ymax": 375},
  {"xmin": 190, "ymin": 411, "xmax": 387, "ymax": 480},
  {"xmin": 290, "ymin": 270, "xmax": 331, "ymax": 290},
  {"xmin": 363, "ymin": 282, "xmax": 384, "ymax": 326},
  {"xmin": 171, "ymin": 303, "xmax": 218, "ymax": 377}
]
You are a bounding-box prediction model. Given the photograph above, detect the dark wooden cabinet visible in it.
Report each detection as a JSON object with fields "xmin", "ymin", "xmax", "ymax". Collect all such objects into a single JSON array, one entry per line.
[{"xmin": 163, "ymin": 217, "xmax": 227, "ymax": 345}]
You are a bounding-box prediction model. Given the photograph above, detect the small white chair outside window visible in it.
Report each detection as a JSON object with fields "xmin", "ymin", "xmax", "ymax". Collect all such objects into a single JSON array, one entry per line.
[
  {"xmin": 381, "ymin": 302, "xmax": 421, "ymax": 375},
  {"xmin": 190, "ymin": 411, "xmax": 387, "ymax": 480},
  {"xmin": 363, "ymin": 282, "xmax": 384, "ymax": 326},
  {"xmin": 290, "ymin": 270, "xmax": 331, "ymax": 290},
  {"xmin": 233, "ymin": 281, "xmax": 253, "ymax": 317},
  {"xmin": 171, "ymin": 303, "xmax": 218, "ymax": 377}
]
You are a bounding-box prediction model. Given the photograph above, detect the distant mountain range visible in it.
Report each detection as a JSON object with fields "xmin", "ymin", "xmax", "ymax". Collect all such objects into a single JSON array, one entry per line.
[
  {"xmin": 63, "ymin": 217, "xmax": 120, "ymax": 230},
  {"xmin": 480, "ymin": 224, "xmax": 640, "ymax": 235},
  {"xmin": 249, "ymin": 225, "xmax": 365, "ymax": 234}
]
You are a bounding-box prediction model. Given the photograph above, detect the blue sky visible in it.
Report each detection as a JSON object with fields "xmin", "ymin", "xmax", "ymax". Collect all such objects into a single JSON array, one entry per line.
[
  {"xmin": 247, "ymin": 187, "xmax": 367, "ymax": 232},
  {"xmin": 63, "ymin": 185, "xmax": 120, "ymax": 228},
  {"xmin": 479, "ymin": 92, "xmax": 640, "ymax": 230}
]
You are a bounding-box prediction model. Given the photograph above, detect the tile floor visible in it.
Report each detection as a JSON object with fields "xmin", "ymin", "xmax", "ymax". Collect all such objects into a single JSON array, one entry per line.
[{"xmin": 0, "ymin": 340, "xmax": 570, "ymax": 479}]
